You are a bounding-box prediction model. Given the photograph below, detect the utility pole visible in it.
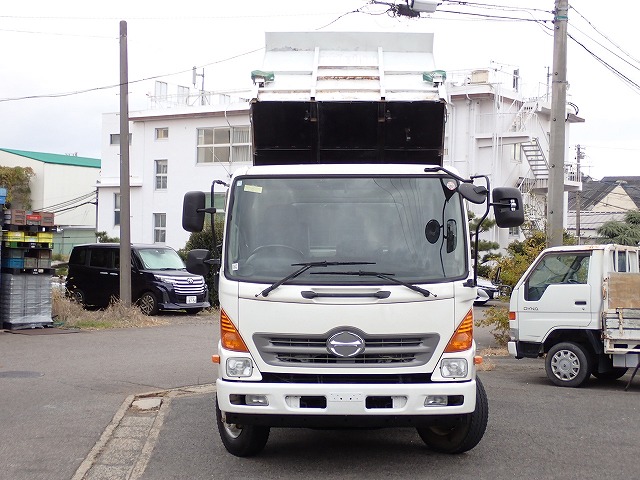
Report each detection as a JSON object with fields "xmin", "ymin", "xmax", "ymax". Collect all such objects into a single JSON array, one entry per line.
[
  {"xmin": 575, "ymin": 145, "xmax": 584, "ymax": 244},
  {"xmin": 119, "ymin": 20, "xmax": 132, "ymax": 306},
  {"xmin": 546, "ymin": 0, "xmax": 569, "ymax": 247}
]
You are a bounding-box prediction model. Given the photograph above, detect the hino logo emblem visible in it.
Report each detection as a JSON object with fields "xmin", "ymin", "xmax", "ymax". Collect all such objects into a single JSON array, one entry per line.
[
  {"xmin": 187, "ymin": 277, "xmax": 194, "ymax": 284},
  {"xmin": 327, "ymin": 331, "xmax": 365, "ymax": 358}
]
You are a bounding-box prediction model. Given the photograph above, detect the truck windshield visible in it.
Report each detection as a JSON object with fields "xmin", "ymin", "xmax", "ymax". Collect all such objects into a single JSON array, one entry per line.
[
  {"xmin": 137, "ymin": 247, "xmax": 186, "ymax": 270},
  {"xmin": 225, "ymin": 176, "xmax": 467, "ymax": 284}
]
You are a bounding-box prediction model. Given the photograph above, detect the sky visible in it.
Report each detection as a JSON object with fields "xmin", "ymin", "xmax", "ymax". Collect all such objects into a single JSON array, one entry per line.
[{"xmin": 1, "ymin": 0, "xmax": 639, "ymax": 180}]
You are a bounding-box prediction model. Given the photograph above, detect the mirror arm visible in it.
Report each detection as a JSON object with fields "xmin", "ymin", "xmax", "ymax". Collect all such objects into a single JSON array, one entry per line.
[{"xmin": 470, "ymin": 175, "xmax": 491, "ymax": 287}]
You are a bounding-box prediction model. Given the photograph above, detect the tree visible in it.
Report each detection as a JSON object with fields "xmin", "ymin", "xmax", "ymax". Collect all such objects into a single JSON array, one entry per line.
[
  {"xmin": 96, "ymin": 231, "xmax": 119, "ymax": 243},
  {"xmin": 597, "ymin": 210, "xmax": 640, "ymax": 245},
  {"xmin": 0, "ymin": 166, "xmax": 35, "ymax": 209},
  {"xmin": 468, "ymin": 210, "xmax": 499, "ymax": 278}
]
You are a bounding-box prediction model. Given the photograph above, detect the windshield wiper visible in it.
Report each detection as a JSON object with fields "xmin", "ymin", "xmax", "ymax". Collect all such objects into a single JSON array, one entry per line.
[
  {"xmin": 312, "ymin": 270, "xmax": 436, "ymax": 298},
  {"xmin": 256, "ymin": 261, "xmax": 375, "ymax": 298}
]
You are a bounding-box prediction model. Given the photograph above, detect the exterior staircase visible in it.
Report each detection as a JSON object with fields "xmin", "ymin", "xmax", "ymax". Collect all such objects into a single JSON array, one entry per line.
[{"xmin": 521, "ymin": 138, "xmax": 549, "ymax": 187}]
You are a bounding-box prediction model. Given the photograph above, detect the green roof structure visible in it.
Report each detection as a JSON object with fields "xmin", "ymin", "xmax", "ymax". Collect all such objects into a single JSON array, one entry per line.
[{"xmin": 0, "ymin": 148, "xmax": 100, "ymax": 168}]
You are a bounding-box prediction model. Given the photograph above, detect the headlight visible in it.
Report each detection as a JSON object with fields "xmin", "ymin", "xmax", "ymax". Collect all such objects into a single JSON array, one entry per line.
[
  {"xmin": 440, "ymin": 358, "xmax": 468, "ymax": 378},
  {"xmin": 154, "ymin": 275, "xmax": 178, "ymax": 284},
  {"xmin": 226, "ymin": 357, "xmax": 253, "ymax": 377}
]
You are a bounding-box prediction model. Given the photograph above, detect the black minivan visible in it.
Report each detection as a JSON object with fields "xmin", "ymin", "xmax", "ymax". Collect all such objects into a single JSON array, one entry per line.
[{"xmin": 66, "ymin": 243, "xmax": 210, "ymax": 315}]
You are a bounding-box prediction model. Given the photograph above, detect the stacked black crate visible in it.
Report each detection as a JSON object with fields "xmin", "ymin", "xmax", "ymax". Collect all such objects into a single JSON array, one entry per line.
[{"xmin": 1, "ymin": 209, "xmax": 55, "ymax": 329}]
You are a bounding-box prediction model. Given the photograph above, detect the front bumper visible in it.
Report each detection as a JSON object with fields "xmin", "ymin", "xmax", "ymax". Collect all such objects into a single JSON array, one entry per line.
[
  {"xmin": 158, "ymin": 300, "xmax": 210, "ymax": 310},
  {"xmin": 216, "ymin": 378, "xmax": 477, "ymax": 427}
]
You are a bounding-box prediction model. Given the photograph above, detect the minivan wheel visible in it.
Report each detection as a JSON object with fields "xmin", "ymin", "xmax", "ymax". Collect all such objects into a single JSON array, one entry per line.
[
  {"xmin": 70, "ymin": 289, "xmax": 86, "ymax": 307},
  {"xmin": 138, "ymin": 292, "xmax": 159, "ymax": 316}
]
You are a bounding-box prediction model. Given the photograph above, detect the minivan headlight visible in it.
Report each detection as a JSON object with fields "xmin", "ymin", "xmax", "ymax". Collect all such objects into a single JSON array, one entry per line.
[{"xmin": 154, "ymin": 275, "xmax": 177, "ymax": 284}]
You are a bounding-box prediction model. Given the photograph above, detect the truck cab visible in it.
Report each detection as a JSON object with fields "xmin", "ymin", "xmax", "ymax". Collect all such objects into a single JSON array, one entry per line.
[{"xmin": 508, "ymin": 244, "xmax": 640, "ymax": 387}]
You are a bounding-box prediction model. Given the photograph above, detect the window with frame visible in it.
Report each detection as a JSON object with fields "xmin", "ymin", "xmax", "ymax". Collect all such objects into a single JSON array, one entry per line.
[
  {"xmin": 177, "ymin": 86, "xmax": 189, "ymax": 104},
  {"xmin": 511, "ymin": 143, "xmax": 522, "ymax": 163},
  {"xmin": 114, "ymin": 193, "xmax": 121, "ymax": 226},
  {"xmin": 155, "ymin": 160, "xmax": 168, "ymax": 190},
  {"xmin": 196, "ymin": 126, "xmax": 251, "ymax": 164},
  {"xmin": 525, "ymin": 253, "xmax": 590, "ymax": 301},
  {"xmin": 508, "ymin": 225, "xmax": 520, "ymax": 236},
  {"xmin": 153, "ymin": 213, "xmax": 166, "ymax": 243},
  {"xmin": 110, "ymin": 133, "xmax": 132, "ymax": 145},
  {"xmin": 155, "ymin": 127, "xmax": 169, "ymax": 140},
  {"xmin": 155, "ymin": 81, "xmax": 168, "ymax": 99}
]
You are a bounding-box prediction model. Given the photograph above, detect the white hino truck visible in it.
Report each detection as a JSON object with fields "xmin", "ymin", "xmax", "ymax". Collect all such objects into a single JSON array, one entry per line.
[
  {"xmin": 508, "ymin": 244, "xmax": 640, "ymax": 389},
  {"xmin": 182, "ymin": 32, "xmax": 524, "ymax": 457}
]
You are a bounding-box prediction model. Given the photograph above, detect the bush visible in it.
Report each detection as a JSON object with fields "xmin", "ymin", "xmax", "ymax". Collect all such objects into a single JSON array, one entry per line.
[{"xmin": 475, "ymin": 304, "xmax": 510, "ymax": 346}]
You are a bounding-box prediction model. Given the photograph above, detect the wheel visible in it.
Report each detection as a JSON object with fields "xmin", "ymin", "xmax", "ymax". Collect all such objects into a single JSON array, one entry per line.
[
  {"xmin": 593, "ymin": 367, "xmax": 628, "ymax": 381},
  {"xmin": 417, "ymin": 376, "xmax": 488, "ymax": 454},
  {"xmin": 70, "ymin": 288, "xmax": 87, "ymax": 306},
  {"xmin": 545, "ymin": 342, "xmax": 592, "ymax": 387},
  {"xmin": 138, "ymin": 292, "xmax": 159, "ymax": 316},
  {"xmin": 185, "ymin": 307, "xmax": 203, "ymax": 315},
  {"xmin": 215, "ymin": 397, "xmax": 270, "ymax": 457}
]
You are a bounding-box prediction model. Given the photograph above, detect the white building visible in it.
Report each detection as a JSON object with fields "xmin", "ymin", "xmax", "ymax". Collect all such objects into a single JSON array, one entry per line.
[
  {"xmin": 98, "ymin": 71, "xmax": 583, "ymax": 253},
  {"xmin": 0, "ymin": 148, "xmax": 101, "ymax": 255},
  {"xmin": 98, "ymin": 96, "xmax": 251, "ymax": 249}
]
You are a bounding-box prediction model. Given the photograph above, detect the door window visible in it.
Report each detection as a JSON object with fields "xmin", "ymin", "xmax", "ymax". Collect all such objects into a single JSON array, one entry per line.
[{"xmin": 526, "ymin": 253, "xmax": 590, "ymax": 301}]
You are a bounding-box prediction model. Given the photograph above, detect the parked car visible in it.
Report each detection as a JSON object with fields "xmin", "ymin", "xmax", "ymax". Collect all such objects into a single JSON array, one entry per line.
[
  {"xmin": 65, "ymin": 243, "xmax": 210, "ymax": 315},
  {"xmin": 474, "ymin": 276, "xmax": 500, "ymax": 305}
]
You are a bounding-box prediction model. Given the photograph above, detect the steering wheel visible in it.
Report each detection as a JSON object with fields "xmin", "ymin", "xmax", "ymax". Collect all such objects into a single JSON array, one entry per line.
[{"xmin": 245, "ymin": 245, "xmax": 305, "ymax": 269}]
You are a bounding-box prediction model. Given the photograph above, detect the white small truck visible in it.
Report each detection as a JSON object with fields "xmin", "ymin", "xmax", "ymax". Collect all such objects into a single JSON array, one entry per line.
[
  {"xmin": 183, "ymin": 31, "xmax": 524, "ymax": 456},
  {"xmin": 508, "ymin": 244, "xmax": 640, "ymax": 388}
]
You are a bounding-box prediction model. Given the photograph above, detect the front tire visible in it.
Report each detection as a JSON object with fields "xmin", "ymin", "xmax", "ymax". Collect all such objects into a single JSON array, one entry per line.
[
  {"xmin": 417, "ymin": 376, "xmax": 488, "ymax": 454},
  {"xmin": 69, "ymin": 288, "xmax": 86, "ymax": 306},
  {"xmin": 545, "ymin": 342, "xmax": 592, "ymax": 387},
  {"xmin": 215, "ymin": 398, "xmax": 270, "ymax": 457},
  {"xmin": 138, "ymin": 292, "xmax": 159, "ymax": 316}
]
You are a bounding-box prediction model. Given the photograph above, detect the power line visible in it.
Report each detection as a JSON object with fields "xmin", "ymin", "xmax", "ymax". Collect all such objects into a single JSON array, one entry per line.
[
  {"xmin": 0, "ymin": 46, "xmax": 264, "ymax": 103},
  {"xmin": 569, "ymin": 5, "xmax": 640, "ymax": 66}
]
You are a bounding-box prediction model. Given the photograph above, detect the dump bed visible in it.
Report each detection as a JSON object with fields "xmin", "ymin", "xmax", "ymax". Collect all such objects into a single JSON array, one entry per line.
[
  {"xmin": 251, "ymin": 32, "xmax": 447, "ymax": 166},
  {"xmin": 602, "ymin": 273, "xmax": 640, "ymax": 355}
]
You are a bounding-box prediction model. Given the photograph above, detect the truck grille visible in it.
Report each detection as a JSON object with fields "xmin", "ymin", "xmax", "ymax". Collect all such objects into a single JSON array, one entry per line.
[
  {"xmin": 172, "ymin": 277, "xmax": 206, "ymax": 295},
  {"xmin": 254, "ymin": 332, "xmax": 439, "ymax": 368}
]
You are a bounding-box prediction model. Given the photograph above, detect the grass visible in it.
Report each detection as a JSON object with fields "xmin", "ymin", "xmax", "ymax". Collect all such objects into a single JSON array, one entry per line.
[{"xmin": 51, "ymin": 288, "xmax": 168, "ymax": 330}]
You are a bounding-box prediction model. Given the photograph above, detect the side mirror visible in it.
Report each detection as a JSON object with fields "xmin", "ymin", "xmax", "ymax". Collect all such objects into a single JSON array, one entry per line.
[
  {"xmin": 492, "ymin": 187, "xmax": 524, "ymax": 228},
  {"xmin": 446, "ymin": 219, "xmax": 457, "ymax": 253},
  {"xmin": 185, "ymin": 249, "xmax": 213, "ymax": 277},
  {"xmin": 458, "ymin": 182, "xmax": 488, "ymax": 204},
  {"xmin": 182, "ymin": 191, "xmax": 206, "ymax": 232}
]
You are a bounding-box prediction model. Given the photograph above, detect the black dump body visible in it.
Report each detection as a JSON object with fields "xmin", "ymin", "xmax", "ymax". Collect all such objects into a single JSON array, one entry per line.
[{"xmin": 251, "ymin": 100, "xmax": 445, "ymax": 166}]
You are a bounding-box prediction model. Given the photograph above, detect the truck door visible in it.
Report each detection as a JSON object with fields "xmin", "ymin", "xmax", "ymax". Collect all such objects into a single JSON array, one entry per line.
[{"xmin": 517, "ymin": 251, "xmax": 593, "ymax": 342}]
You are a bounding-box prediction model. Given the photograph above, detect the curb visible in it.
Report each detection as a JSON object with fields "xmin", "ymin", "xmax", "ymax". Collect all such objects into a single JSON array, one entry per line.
[{"xmin": 72, "ymin": 384, "xmax": 216, "ymax": 480}]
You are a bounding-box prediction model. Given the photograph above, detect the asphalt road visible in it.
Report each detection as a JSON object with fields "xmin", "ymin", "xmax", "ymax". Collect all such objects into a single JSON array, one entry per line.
[
  {"xmin": 0, "ymin": 313, "xmax": 216, "ymax": 480},
  {"xmin": 1, "ymin": 305, "xmax": 638, "ymax": 480},
  {"xmin": 140, "ymin": 357, "xmax": 639, "ymax": 480}
]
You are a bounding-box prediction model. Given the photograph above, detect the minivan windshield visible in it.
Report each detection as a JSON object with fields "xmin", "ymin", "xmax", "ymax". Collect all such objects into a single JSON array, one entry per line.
[
  {"xmin": 137, "ymin": 247, "xmax": 186, "ymax": 270},
  {"xmin": 225, "ymin": 175, "xmax": 467, "ymax": 285}
]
